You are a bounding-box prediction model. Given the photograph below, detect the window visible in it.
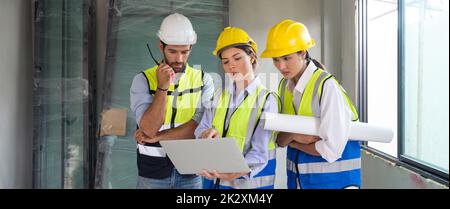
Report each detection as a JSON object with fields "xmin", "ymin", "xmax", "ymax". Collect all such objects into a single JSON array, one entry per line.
[
  {"xmin": 366, "ymin": 0, "xmax": 398, "ymax": 157},
  {"xmin": 400, "ymin": 0, "xmax": 449, "ymax": 176},
  {"xmin": 360, "ymin": 0, "xmax": 449, "ymax": 182},
  {"xmin": 33, "ymin": 0, "xmax": 96, "ymax": 188}
]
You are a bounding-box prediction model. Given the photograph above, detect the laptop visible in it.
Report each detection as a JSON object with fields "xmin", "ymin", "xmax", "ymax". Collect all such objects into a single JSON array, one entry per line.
[{"xmin": 159, "ymin": 138, "xmax": 250, "ymax": 175}]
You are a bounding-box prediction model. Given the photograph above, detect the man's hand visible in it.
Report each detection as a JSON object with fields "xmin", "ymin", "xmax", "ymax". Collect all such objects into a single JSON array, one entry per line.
[
  {"xmin": 199, "ymin": 170, "xmax": 248, "ymax": 181},
  {"xmin": 156, "ymin": 62, "xmax": 175, "ymax": 90},
  {"xmin": 200, "ymin": 128, "xmax": 219, "ymax": 139},
  {"xmin": 134, "ymin": 129, "xmax": 160, "ymax": 144}
]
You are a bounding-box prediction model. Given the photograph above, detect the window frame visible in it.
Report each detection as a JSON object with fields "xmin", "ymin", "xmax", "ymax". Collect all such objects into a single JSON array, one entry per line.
[
  {"xmin": 397, "ymin": 0, "xmax": 449, "ymax": 183},
  {"xmin": 358, "ymin": 0, "xmax": 449, "ymax": 186}
]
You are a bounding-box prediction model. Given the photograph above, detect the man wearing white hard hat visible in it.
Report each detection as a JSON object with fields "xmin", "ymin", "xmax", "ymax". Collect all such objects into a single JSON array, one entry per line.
[{"xmin": 130, "ymin": 13, "xmax": 214, "ymax": 189}]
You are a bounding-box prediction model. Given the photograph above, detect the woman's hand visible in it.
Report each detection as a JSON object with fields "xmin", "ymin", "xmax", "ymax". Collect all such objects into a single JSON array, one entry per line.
[
  {"xmin": 200, "ymin": 128, "xmax": 219, "ymax": 139},
  {"xmin": 276, "ymin": 132, "xmax": 295, "ymax": 147},
  {"xmin": 288, "ymin": 141, "xmax": 321, "ymax": 156},
  {"xmin": 292, "ymin": 134, "xmax": 321, "ymax": 144},
  {"xmin": 199, "ymin": 170, "xmax": 248, "ymax": 181},
  {"xmin": 276, "ymin": 132, "xmax": 320, "ymax": 147}
]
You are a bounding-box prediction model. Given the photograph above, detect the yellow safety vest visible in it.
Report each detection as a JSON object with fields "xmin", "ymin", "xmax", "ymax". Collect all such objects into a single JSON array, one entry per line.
[
  {"xmin": 142, "ymin": 64, "xmax": 204, "ymax": 129},
  {"xmin": 279, "ymin": 68, "xmax": 358, "ymax": 120},
  {"xmin": 207, "ymin": 84, "xmax": 279, "ymax": 189},
  {"xmin": 278, "ymin": 68, "xmax": 361, "ymax": 189},
  {"xmin": 212, "ymin": 85, "xmax": 277, "ymax": 152},
  {"xmin": 137, "ymin": 64, "xmax": 204, "ymax": 179}
]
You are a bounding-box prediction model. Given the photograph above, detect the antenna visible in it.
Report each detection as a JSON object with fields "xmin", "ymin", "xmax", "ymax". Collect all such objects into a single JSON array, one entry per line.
[{"xmin": 146, "ymin": 43, "xmax": 160, "ymax": 65}]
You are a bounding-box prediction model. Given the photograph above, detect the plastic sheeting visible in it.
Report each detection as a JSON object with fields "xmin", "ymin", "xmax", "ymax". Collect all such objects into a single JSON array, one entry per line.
[
  {"xmin": 94, "ymin": 0, "xmax": 229, "ymax": 188},
  {"xmin": 33, "ymin": 0, "xmax": 96, "ymax": 188}
]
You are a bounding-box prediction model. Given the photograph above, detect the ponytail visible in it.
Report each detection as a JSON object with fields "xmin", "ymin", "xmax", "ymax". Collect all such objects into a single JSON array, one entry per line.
[{"xmin": 305, "ymin": 51, "xmax": 326, "ymax": 70}]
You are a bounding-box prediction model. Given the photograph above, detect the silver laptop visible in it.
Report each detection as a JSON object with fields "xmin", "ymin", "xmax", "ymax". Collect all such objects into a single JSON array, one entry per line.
[{"xmin": 160, "ymin": 138, "xmax": 250, "ymax": 175}]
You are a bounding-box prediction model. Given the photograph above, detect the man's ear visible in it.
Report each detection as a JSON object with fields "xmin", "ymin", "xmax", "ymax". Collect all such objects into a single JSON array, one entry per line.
[{"xmin": 159, "ymin": 41, "xmax": 164, "ymax": 52}]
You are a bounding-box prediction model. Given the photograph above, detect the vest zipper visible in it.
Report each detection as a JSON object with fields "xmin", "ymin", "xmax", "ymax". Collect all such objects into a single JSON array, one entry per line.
[{"xmin": 170, "ymin": 84, "xmax": 179, "ymax": 129}]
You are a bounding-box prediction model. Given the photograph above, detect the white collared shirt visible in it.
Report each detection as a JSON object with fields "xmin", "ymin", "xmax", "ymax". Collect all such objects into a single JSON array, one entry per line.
[
  {"xmin": 287, "ymin": 62, "xmax": 353, "ymax": 163},
  {"xmin": 287, "ymin": 61, "xmax": 317, "ymax": 113}
]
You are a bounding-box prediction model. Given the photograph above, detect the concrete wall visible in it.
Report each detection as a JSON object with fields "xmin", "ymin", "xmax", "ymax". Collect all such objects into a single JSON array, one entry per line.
[
  {"xmin": 229, "ymin": 0, "xmax": 322, "ymax": 93},
  {"xmin": 0, "ymin": 0, "xmax": 33, "ymax": 189},
  {"xmin": 322, "ymin": 0, "xmax": 342, "ymax": 80},
  {"xmin": 340, "ymin": 0, "xmax": 359, "ymax": 104},
  {"xmin": 361, "ymin": 150, "xmax": 447, "ymax": 189},
  {"xmin": 228, "ymin": 0, "xmax": 357, "ymax": 95}
]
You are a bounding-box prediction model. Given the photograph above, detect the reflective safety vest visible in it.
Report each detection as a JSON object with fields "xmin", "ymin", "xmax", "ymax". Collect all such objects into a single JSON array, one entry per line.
[
  {"xmin": 203, "ymin": 85, "xmax": 278, "ymax": 189},
  {"xmin": 137, "ymin": 64, "xmax": 204, "ymax": 179},
  {"xmin": 278, "ymin": 68, "xmax": 361, "ymax": 189}
]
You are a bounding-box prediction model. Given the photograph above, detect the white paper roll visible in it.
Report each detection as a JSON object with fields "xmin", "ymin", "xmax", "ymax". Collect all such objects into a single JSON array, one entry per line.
[{"xmin": 263, "ymin": 112, "xmax": 393, "ymax": 143}]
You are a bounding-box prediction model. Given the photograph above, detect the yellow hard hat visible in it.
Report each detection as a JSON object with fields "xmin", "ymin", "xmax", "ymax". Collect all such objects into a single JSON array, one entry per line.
[
  {"xmin": 212, "ymin": 27, "xmax": 258, "ymax": 56},
  {"xmin": 261, "ymin": 19, "xmax": 315, "ymax": 58}
]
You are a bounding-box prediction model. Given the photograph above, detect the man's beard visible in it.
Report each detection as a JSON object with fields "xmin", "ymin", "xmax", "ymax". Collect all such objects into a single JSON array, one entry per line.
[{"xmin": 164, "ymin": 58, "xmax": 186, "ymax": 73}]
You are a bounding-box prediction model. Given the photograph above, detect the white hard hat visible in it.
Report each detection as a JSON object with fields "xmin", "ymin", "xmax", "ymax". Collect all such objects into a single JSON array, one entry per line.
[{"xmin": 157, "ymin": 13, "xmax": 197, "ymax": 45}]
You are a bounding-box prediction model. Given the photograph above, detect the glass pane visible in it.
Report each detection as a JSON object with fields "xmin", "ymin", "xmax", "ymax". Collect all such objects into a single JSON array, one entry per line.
[
  {"xmin": 34, "ymin": 0, "xmax": 91, "ymax": 188},
  {"xmin": 95, "ymin": 0, "xmax": 227, "ymax": 188},
  {"xmin": 367, "ymin": 0, "xmax": 398, "ymax": 157},
  {"xmin": 402, "ymin": 0, "xmax": 449, "ymax": 173}
]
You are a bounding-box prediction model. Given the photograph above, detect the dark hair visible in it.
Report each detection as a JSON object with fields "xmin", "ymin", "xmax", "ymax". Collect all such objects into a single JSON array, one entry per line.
[
  {"xmin": 218, "ymin": 44, "xmax": 258, "ymax": 69},
  {"xmin": 304, "ymin": 51, "xmax": 326, "ymax": 70},
  {"xmin": 160, "ymin": 41, "xmax": 167, "ymax": 48},
  {"xmin": 160, "ymin": 41, "xmax": 192, "ymax": 50}
]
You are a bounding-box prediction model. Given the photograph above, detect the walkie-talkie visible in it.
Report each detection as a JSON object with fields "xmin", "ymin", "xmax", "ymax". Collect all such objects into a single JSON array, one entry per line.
[{"xmin": 146, "ymin": 43, "xmax": 175, "ymax": 82}]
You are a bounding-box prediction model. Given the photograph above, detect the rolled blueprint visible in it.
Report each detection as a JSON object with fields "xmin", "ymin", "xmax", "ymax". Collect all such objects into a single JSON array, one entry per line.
[{"xmin": 263, "ymin": 112, "xmax": 393, "ymax": 143}]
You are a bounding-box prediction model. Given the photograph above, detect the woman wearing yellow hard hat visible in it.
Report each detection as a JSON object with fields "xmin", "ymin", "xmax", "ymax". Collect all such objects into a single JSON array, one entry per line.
[
  {"xmin": 194, "ymin": 27, "xmax": 279, "ymax": 189},
  {"xmin": 261, "ymin": 19, "xmax": 361, "ymax": 189}
]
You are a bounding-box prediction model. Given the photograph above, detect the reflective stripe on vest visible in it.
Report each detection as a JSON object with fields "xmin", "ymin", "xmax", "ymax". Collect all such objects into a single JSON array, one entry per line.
[
  {"xmin": 137, "ymin": 144, "xmax": 166, "ymax": 157},
  {"xmin": 279, "ymin": 68, "xmax": 361, "ymax": 189},
  {"xmin": 220, "ymin": 175, "xmax": 275, "ymax": 189},
  {"xmin": 204, "ymin": 150, "xmax": 277, "ymax": 189},
  {"xmin": 210, "ymin": 84, "xmax": 277, "ymax": 189},
  {"xmin": 287, "ymin": 158, "xmax": 361, "ymax": 174}
]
